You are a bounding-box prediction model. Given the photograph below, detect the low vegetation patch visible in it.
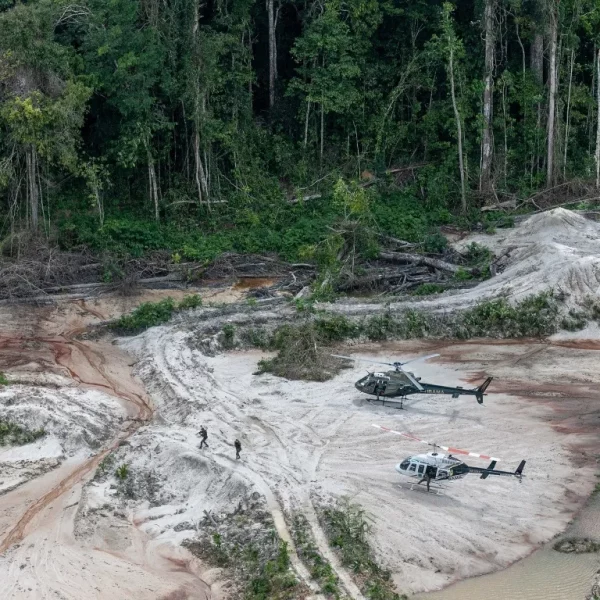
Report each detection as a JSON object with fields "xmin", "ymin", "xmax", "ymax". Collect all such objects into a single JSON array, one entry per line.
[
  {"xmin": 110, "ymin": 294, "xmax": 203, "ymax": 334},
  {"xmin": 291, "ymin": 513, "xmax": 345, "ymax": 598},
  {"xmin": 0, "ymin": 419, "xmax": 45, "ymax": 446},
  {"xmin": 256, "ymin": 318, "xmax": 359, "ymax": 381},
  {"xmin": 320, "ymin": 498, "xmax": 405, "ymax": 600},
  {"xmin": 184, "ymin": 496, "xmax": 306, "ymax": 600},
  {"xmin": 229, "ymin": 292, "xmax": 561, "ymax": 381}
]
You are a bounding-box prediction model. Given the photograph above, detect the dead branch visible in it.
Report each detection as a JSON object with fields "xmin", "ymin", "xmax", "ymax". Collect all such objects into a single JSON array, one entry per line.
[{"xmin": 378, "ymin": 251, "xmax": 474, "ymax": 275}]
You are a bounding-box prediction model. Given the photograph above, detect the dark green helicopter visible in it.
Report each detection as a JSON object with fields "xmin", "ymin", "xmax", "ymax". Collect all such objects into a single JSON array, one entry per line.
[{"xmin": 332, "ymin": 353, "xmax": 492, "ymax": 409}]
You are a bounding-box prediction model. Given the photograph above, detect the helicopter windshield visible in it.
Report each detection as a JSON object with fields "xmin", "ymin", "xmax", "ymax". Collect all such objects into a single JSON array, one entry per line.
[
  {"xmin": 355, "ymin": 375, "xmax": 374, "ymax": 389},
  {"xmin": 399, "ymin": 459, "xmax": 411, "ymax": 470}
]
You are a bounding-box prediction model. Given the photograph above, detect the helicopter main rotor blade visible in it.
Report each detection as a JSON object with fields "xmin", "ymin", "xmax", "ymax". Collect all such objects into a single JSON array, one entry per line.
[
  {"xmin": 398, "ymin": 353, "xmax": 440, "ymax": 366},
  {"xmin": 398, "ymin": 367, "xmax": 424, "ymax": 391},
  {"xmin": 330, "ymin": 354, "xmax": 395, "ymax": 367},
  {"xmin": 371, "ymin": 424, "xmax": 501, "ymax": 462}
]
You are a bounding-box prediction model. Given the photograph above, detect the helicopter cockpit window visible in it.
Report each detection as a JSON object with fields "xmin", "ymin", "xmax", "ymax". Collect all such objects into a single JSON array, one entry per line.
[
  {"xmin": 399, "ymin": 459, "xmax": 410, "ymax": 470},
  {"xmin": 408, "ymin": 463, "xmax": 417, "ymax": 472},
  {"xmin": 417, "ymin": 464, "xmax": 425, "ymax": 474}
]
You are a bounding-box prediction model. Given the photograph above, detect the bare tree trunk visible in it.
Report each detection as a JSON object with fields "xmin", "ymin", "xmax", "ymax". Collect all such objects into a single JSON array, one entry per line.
[
  {"xmin": 448, "ymin": 45, "xmax": 467, "ymax": 212},
  {"xmin": 303, "ymin": 100, "xmax": 311, "ymax": 148},
  {"xmin": 26, "ymin": 145, "xmax": 39, "ymax": 230},
  {"xmin": 194, "ymin": 127, "xmax": 209, "ymax": 206},
  {"xmin": 563, "ymin": 48, "xmax": 575, "ymax": 178},
  {"xmin": 267, "ymin": 0, "xmax": 277, "ymax": 108},
  {"xmin": 480, "ymin": 0, "xmax": 496, "ymax": 195},
  {"xmin": 146, "ymin": 147, "xmax": 160, "ymax": 222},
  {"xmin": 531, "ymin": 33, "xmax": 544, "ymax": 85},
  {"xmin": 501, "ymin": 78, "xmax": 508, "ymax": 188},
  {"xmin": 547, "ymin": 5, "xmax": 558, "ymax": 187},
  {"xmin": 320, "ymin": 101, "xmax": 324, "ymax": 165},
  {"xmin": 596, "ymin": 48, "xmax": 600, "ymax": 188}
]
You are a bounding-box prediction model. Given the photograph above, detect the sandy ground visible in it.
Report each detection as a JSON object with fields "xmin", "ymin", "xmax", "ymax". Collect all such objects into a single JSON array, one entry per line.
[
  {"xmin": 0, "ymin": 288, "xmax": 248, "ymax": 600},
  {"xmin": 0, "ymin": 210, "xmax": 599, "ymax": 599},
  {"xmin": 110, "ymin": 324, "xmax": 600, "ymax": 596}
]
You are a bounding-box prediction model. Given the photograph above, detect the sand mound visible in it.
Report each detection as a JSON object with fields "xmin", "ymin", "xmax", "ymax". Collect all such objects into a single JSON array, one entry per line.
[
  {"xmin": 450, "ymin": 208, "xmax": 600, "ymax": 308},
  {"xmin": 325, "ymin": 208, "xmax": 600, "ymax": 316},
  {"xmin": 0, "ymin": 386, "xmax": 126, "ymax": 459}
]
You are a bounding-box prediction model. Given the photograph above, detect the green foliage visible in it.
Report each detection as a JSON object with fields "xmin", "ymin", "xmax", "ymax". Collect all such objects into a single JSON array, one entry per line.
[
  {"xmin": 423, "ymin": 233, "xmax": 448, "ymax": 254},
  {"xmin": 412, "ymin": 283, "xmax": 446, "ymax": 296},
  {"xmin": 247, "ymin": 542, "xmax": 298, "ymax": 600},
  {"xmin": 97, "ymin": 453, "xmax": 116, "ymax": 477},
  {"xmin": 246, "ymin": 292, "xmax": 562, "ymax": 381},
  {"xmin": 292, "ymin": 514, "xmax": 343, "ymax": 598},
  {"xmin": 461, "ymin": 293, "xmax": 559, "ymax": 338},
  {"xmin": 177, "ymin": 294, "xmax": 203, "ymax": 310},
  {"xmin": 221, "ymin": 324, "xmax": 237, "ymax": 349},
  {"xmin": 321, "ymin": 498, "xmax": 404, "ymax": 600},
  {"xmin": 115, "ymin": 463, "xmax": 129, "ymax": 481},
  {"xmin": 110, "ymin": 294, "xmax": 203, "ymax": 334},
  {"xmin": 464, "ymin": 242, "xmax": 492, "ymax": 267},
  {"xmin": 0, "ymin": 419, "xmax": 45, "ymax": 446},
  {"xmin": 111, "ymin": 297, "xmax": 176, "ymax": 333},
  {"xmin": 0, "ymin": 372, "xmax": 8, "ymax": 386}
]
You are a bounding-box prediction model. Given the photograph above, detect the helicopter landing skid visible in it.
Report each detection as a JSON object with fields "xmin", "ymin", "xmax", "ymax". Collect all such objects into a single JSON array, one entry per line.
[
  {"xmin": 408, "ymin": 482, "xmax": 445, "ymax": 495},
  {"xmin": 370, "ymin": 396, "xmax": 406, "ymax": 409}
]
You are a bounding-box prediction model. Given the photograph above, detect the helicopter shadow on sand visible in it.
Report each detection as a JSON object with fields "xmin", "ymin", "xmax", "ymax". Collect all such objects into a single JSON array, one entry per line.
[{"xmin": 351, "ymin": 395, "xmax": 484, "ymax": 424}]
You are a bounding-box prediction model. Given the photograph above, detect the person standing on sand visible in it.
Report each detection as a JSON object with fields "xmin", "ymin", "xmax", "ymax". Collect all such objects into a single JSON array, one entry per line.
[
  {"xmin": 198, "ymin": 426, "xmax": 208, "ymax": 449},
  {"xmin": 234, "ymin": 439, "xmax": 241, "ymax": 460}
]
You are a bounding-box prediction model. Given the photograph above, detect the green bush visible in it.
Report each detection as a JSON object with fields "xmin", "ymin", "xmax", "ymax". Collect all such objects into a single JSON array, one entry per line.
[
  {"xmin": 115, "ymin": 463, "xmax": 129, "ymax": 481},
  {"xmin": 177, "ymin": 294, "xmax": 203, "ymax": 310},
  {"xmin": 111, "ymin": 298, "xmax": 176, "ymax": 333},
  {"xmin": 412, "ymin": 283, "xmax": 446, "ymax": 296},
  {"xmin": 364, "ymin": 314, "xmax": 397, "ymax": 341},
  {"xmin": 461, "ymin": 293, "xmax": 558, "ymax": 338},
  {"xmin": 314, "ymin": 315, "xmax": 359, "ymax": 342},
  {"xmin": 110, "ymin": 294, "xmax": 204, "ymax": 334},
  {"xmin": 0, "ymin": 420, "xmax": 45, "ymax": 446},
  {"xmin": 321, "ymin": 498, "xmax": 404, "ymax": 600},
  {"xmin": 0, "ymin": 372, "xmax": 8, "ymax": 386}
]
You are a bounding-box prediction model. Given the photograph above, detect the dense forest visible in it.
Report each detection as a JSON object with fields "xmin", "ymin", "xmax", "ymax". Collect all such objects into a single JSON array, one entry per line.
[{"xmin": 0, "ymin": 0, "xmax": 599, "ymax": 261}]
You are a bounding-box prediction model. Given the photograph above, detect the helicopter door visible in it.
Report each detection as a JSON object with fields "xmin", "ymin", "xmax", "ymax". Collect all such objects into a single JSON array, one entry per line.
[
  {"xmin": 408, "ymin": 462, "xmax": 417, "ymax": 475},
  {"xmin": 417, "ymin": 464, "xmax": 425, "ymax": 476}
]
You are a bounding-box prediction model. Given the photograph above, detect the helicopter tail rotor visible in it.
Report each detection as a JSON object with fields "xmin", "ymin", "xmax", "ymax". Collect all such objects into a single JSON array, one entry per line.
[{"xmin": 475, "ymin": 376, "xmax": 493, "ymax": 404}]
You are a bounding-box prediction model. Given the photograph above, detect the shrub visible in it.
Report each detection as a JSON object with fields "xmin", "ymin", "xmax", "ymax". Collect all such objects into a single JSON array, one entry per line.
[
  {"xmin": 221, "ymin": 324, "xmax": 237, "ymax": 349},
  {"xmin": 177, "ymin": 294, "xmax": 203, "ymax": 310},
  {"xmin": 115, "ymin": 463, "xmax": 129, "ymax": 481},
  {"xmin": 110, "ymin": 294, "xmax": 203, "ymax": 334},
  {"xmin": 314, "ymin": 315, "xmax": 359, "ymax": 342},
  {"xmin": 0, "ymin": 419, "xmax": 45, "ymax": 446},
  {"xmin": 0, "ymin": 372, "xmax": 8, "ymax": 385},
  {"xmin": 321, "ymin": 498, "xmax": 405, "ymax": 600},
  {"xmin": 412, "ymin": 283, "xmax": 446, "ymax": 296},
  {"xmin": 111, "ymin": 298, "xmax": 176, "ymax": 333}
]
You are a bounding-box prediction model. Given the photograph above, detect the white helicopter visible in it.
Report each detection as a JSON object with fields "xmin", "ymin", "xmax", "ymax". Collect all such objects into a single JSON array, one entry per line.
[{"xmin": 372, "ymin": 424, "xmax": 526, "ymax": 493}]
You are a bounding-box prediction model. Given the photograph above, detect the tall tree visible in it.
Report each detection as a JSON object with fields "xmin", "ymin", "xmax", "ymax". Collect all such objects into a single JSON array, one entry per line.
[
  {"xmin": 439, "ymin": 3, "xmax": 467, "ymax": 211},
  {"xmin": 480, "ymin": 0, "xmax": 496, "ymax": 195},
  {"xmin": 546, "ymin": 0, "xmax": 559, "ymax": 187}
]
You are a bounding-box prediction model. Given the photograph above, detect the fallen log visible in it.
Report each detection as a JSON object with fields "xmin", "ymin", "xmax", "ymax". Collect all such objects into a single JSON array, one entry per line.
[{"xmin": 378, "ymin": 251, "xmax": 473, "ymax": 275}]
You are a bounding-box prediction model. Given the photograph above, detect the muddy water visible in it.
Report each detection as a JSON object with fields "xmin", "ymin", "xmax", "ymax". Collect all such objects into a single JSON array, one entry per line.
[{"xmin": 417, "ymin": 493, "xmax": 600, "ymax": 600}]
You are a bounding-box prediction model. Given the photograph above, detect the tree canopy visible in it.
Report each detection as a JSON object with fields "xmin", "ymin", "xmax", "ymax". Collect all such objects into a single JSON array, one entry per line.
[{"xmin": 0, "ymin": 0, "xmax": 599, "ymax": 256}]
